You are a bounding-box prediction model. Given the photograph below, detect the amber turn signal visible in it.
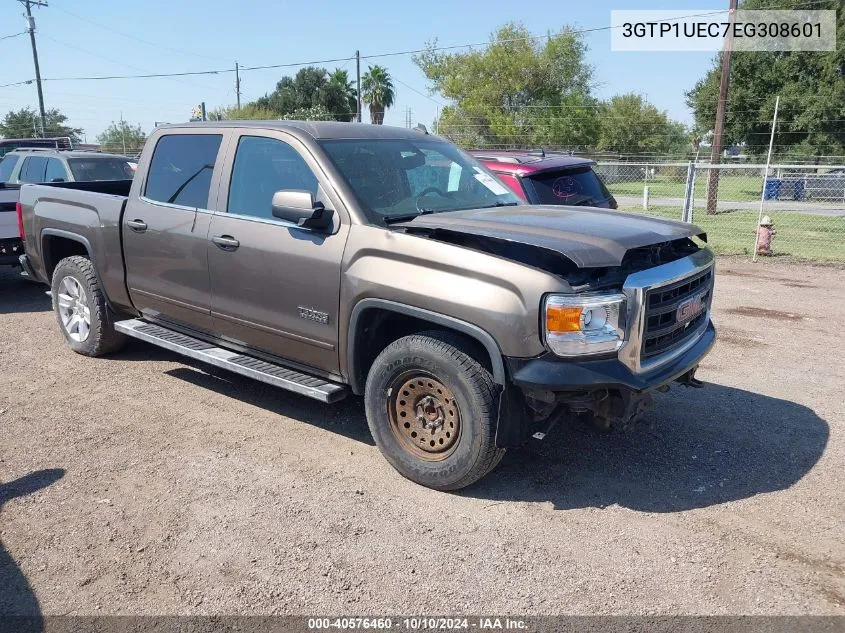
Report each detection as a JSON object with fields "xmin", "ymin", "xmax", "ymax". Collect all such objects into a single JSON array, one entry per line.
[{"xmin": 546, "ymin": 305, "xmax": 583, "ymax": 333}]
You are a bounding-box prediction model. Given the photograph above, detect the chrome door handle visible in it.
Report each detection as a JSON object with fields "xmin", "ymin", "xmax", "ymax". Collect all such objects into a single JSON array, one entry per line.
[
  {"xmin": 212, "ymin": 235, "xmax": 240, "ymax": 251},
  {"xmin": 127, "ymin": 219, "xmax": 147, "ymax": 232}
]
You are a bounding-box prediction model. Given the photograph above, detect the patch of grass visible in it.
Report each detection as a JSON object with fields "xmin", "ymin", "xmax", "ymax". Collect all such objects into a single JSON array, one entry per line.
[
  {"xmin": 609, "ymin": 175, "xmax": 763, "ymax": 202},
  {"xmin": 619, "ymin": 206, "xmax": 845, "ymax": 262}
]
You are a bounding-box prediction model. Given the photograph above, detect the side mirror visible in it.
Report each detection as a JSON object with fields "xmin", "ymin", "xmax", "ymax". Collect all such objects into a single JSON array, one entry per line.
[{"xmin": 271, "ymin": 190, "xmax": 332, "ymax": 230}]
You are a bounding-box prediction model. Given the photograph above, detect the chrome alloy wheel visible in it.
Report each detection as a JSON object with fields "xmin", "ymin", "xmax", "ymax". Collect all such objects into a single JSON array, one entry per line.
[{"xmin": 57, "ymin": 276, "xmax": 91, "ymax": 342}]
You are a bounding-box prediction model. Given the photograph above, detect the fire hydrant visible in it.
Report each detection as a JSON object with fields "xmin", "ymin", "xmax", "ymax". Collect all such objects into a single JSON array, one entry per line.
[{"xmin": 755, "ymin": 215, "xmax": 776, "ymax": 256}]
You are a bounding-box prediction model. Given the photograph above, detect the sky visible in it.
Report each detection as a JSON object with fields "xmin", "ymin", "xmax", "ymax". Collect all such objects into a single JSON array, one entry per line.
[{"xmin": 0, "ymin": 0, "xmax": 725, "ymax": 142}]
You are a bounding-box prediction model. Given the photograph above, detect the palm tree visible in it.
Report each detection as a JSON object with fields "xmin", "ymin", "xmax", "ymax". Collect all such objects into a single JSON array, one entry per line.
[
  {"xmin": 361, "ymin": 65, "xmax": 395, "ymax": 125},
  {"xmin": 328, "ymin": 69, "xmax": 358, "ymax": 121}
]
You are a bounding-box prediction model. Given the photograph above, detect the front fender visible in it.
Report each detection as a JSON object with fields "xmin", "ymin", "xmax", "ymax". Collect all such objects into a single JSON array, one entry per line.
[{"xmin": 338, "ymin": 224, "xmax": 570, "ymax": 385}]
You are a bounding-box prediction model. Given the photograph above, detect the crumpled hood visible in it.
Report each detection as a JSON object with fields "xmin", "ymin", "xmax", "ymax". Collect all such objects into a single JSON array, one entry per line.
[{"xmin": 397, "ymin": 205, "xmax": 706, "ymax": 268}]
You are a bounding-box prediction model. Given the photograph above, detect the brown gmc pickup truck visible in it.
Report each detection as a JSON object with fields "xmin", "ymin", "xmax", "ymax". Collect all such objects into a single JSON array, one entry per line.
[{"xmin": 19, "ymin": 121, "xmax": 716, "ymax": 490}]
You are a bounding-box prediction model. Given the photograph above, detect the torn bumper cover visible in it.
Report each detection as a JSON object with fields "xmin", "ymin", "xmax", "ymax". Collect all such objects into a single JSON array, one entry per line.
[{"xmin": 495, "ymin": 321, "xmax": 715, "ymax": 447}]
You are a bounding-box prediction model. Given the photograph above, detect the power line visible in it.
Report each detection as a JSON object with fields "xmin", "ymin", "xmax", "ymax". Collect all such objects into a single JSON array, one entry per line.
[
  {"xmin": 42, "ymin": 68, "xmax": 229, "ymax": 82},
  {"xmin": 0, "ymin": 79, "xmax": 33, "ymax": 88},
  {"xmin": 39, "ymin": 33, "xmax": 229, "ymax": 95},
  {"xmin": 5, "ymin": 5, "xmax": 832, "ymax": 92},
  {"xmin": 392, "ymin": 77, "xmax": 444, "ymax": 107},
  {"xmin": 50, "ymin": 4, "xmax": 232, "ymax": 63},
  {"xmin": 0, "ymin": 30, "xmax": 27, "ymax": 42},
  {"xmin": 359, "ymin": 10, "xmax": 731, "ymax": 61},
  {"xmin": 22, "ymin": 10, "xmax": 731, "ymax": 84}
]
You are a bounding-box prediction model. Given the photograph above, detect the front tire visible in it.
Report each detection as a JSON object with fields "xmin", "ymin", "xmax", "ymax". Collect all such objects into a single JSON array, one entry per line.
[
  {"xmin": 364, "ymin": 332, "xmax": 505, "ymax": 491},
  {"xmin": 51, "ymin": 256, "xmax": 126, "ymax": 357}
]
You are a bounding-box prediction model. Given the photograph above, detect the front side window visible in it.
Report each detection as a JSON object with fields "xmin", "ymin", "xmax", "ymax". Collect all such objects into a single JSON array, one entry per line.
[
  {"xmin": 144, "ymin": 134, "xmax": 222, "ymax": 208},
  {"xmin": 45, "ymin": 158, "xmax": 68, "ymax": 182},
  {"xmin": 319, "ymin": 138, "xmax": 520, "ymax": 223},
  {"xmin": 68, "ymin": 157, "xmax": 134, "ymax": 181},
  {"xmin": 19, "ymin": 156, "xmax": 47, "ymax": 183},
  {"xmin": 228, "ymin": 136, "xmax": 318, "ymax": 220},
  {"xmin": 0, "ymin": 155, "xmax": 18, "ymax": 183}
]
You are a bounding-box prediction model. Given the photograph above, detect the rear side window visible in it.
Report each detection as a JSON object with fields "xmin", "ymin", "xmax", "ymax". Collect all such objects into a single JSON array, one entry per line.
[
  {"xmin": 528, "ymin": 167, "xmax": 612, "ymax": 207},
  {"xmin": 20, "ymin": 156, "xmax": 48, "ymax": 183},
  {"xmin": 68, "ymin": 157, "xmax": 134, "ymax": 181},
  {"xmin": 45, "ymin": 158, "xmax": 68, "ymax": 182},
  {"xmin": 0, "ymin": 155, "xmax": 18, "ymax": 182},
  {"xmin": 144, "ymin": 134, "xmax": 222, "ymax": 208}
]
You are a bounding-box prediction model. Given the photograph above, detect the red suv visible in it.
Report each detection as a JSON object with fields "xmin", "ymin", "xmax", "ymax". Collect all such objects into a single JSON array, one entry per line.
[{"xmin": 471, "ymin": 150, "xmax": 617, "ymax": 209}]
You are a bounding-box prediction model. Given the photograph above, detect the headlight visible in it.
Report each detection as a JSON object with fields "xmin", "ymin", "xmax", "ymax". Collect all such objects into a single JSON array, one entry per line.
[{"xmin": 543, "ymin": 293, "xmax": 626, "ymax": 357}]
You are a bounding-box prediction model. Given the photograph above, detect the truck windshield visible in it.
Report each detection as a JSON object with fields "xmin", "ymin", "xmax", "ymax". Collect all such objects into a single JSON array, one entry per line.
[
  {"xmin": 319, "ymin": 138, "xmax": 521, "ymax": 222},
  {"xmin": 68, "ymin": 157, "xmax": 135, "ymax": 181}
]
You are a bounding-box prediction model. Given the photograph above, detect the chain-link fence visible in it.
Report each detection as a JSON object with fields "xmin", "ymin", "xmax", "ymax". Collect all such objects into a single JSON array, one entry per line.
[{"xmin": 595, "ymin": 161, "xmax": 845, "ymax": 263}]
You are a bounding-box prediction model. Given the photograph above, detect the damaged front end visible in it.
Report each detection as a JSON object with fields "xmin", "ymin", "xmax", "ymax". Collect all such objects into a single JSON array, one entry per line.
[
  {"xmin": 496, "ymin": 358, "xmax": 710, "ymax": 448},
  {"xmin": 395, "ymin": 208, "xmax": 716, "ymax": 448},
  {"xmin": 492, "ymin": 243, "xmax": 717, "ymax": 448}
]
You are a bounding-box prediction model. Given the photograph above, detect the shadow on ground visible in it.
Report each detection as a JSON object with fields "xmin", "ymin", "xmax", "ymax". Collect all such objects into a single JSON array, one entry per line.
[
  {"xmin": 152, "ymin": 348, "xmax": 828, "ymax": 512},
  {"xmin": 0, "ymin": 269, "xmax": 50, "ymax": 315},
  {"xmin": 0, "ymin": 469, "xmax": 65, "ymax": 632},
  {"xmin": 468, "ymin": 383, "xmax": 829, "ymax": 511},
  {"xmin": 165, "ymin": 365, "xmax": 374, "ymax": 446}
]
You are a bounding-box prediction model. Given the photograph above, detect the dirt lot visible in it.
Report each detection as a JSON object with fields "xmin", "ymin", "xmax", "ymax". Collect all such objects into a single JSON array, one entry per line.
[{"xmin": 1, "ymin": 257, "xmax": 843, "ymax": 616}]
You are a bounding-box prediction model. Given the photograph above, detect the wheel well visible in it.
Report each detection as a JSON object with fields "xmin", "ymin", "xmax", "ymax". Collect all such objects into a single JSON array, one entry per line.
[
  {"xmin": 349, "ymin": 307, "xmax": 499, "ymax": 395},
  {"xmin": 42, "ymin": 236, "xmax": 89, "ymax": 279}
]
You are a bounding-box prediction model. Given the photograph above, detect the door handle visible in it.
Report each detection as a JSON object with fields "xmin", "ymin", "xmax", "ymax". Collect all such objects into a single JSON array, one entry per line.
[
  {"xmin": 127, "ymin": 219, "xmax": 147, "ymax": 232},
  {"xmin": 212, "ymin": 235, "xmax": 240, "ymax": 251}
]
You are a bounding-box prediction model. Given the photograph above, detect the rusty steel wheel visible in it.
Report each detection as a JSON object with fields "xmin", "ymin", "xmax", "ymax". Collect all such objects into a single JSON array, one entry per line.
[
  {"xmin": 365, "ymin": 332, "xmax": 506, "ymax": 490},
  {"xmin": 387, "ymin": 371, "xmax": 461, "ymax": 461}
]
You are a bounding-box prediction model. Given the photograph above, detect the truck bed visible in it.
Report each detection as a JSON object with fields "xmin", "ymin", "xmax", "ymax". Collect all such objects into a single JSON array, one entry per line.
[{"xmin": 19, "ymin": 180, "xmax": 134, "ymax": 309}]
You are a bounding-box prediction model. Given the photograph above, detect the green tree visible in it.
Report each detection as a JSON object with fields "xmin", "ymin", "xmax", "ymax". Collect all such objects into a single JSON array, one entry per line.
[
  {"xmin": 361, "ymin": 65, "xmax": 395, "ymax": 125},
  {"xmin": 597, "ymin": 94, "xmax": 689, "ymax": 156},
  {"xmin": 414, "ymin": 23, "xmax": 596, "ymax": 148},
  {"xmin": 280, "ymin": 105, "xmax": 334, "ymax": 121},
  {"xmin": 207, "ymin": 104, "xmax": 279, "ymax": 121},
  {"xmin": 328, "ymin": 68, "xmax": 358, "ymax": 120},
  {"xmin": 209, "ymin": 103, "xmax": 334, "ymax": 122},
  {"xmin": 252, "ymin": 66, "xmax": 356, "ymax": 121},
  {"xmin": 0, "ymin": 107, "xmax": 83, "ymax": 142},
  {"xmin": 96, "ymin": 120, "xmax": 147, "ymax": 154},
  {"xmin": 686, "ymin": 0, "xmax": 844, "ymax": 158}
]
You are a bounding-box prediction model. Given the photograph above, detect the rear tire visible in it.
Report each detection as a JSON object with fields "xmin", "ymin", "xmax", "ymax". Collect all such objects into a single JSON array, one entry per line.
[
  {"xmin": 51, "ymin": 255, "xmax": 126, "ymax": 357},
  {"xmin": 364, "ymin": 331, "xmax": 505, "ymax": 491}
]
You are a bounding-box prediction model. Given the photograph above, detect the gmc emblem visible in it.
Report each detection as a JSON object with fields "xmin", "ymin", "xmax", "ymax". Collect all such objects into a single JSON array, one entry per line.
[{"xmin": 676, "ymin": 294, "xmax": 704, "ymax": 323}]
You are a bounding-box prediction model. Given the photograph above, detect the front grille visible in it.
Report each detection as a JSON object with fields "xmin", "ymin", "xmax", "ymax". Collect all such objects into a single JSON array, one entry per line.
[{"xmin": 641, "ymin": 267, "xmax": 713, "ymax": 361}]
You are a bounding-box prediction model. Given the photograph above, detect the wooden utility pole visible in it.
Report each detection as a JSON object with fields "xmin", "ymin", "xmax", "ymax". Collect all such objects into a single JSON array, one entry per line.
[
  {"xmin": 235, "ymin": 61, "xmax": 241, "ymax": 110},
  {"xmin": 706, "ymin": 0, "xmax": 738, "ymax": 215},
  {"xmin": 356, "ymin": 50, "xmax": 362, "ymax": 123},
  {"xmin": 19, "ymin": 0, "xmax": 48, "ymax": 136},
  {"xmin": 120, "ymin": 111, "xmax": 126, "ymax": 154}
]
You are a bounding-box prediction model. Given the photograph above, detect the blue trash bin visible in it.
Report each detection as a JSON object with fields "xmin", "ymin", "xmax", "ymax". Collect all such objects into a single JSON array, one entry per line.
[{"xmin": 764, "ymin": 178, "xmax": 781, "ymax": 200}]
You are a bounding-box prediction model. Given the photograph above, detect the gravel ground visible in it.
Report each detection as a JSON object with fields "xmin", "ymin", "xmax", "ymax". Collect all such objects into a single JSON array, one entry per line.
[{"xmin": 0, "ymin": 257, "xmax": 843, "ymax": 616}]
